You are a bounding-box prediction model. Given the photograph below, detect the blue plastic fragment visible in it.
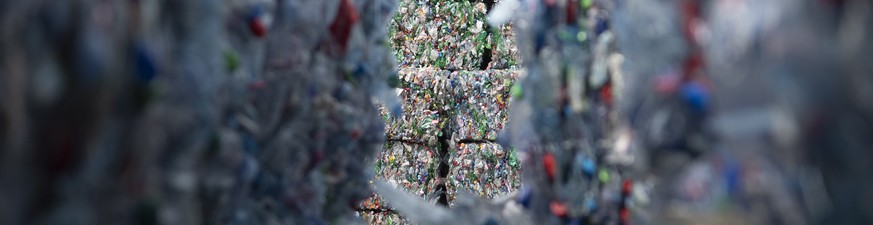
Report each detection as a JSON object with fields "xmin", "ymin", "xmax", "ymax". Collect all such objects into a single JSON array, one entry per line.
[
  {"xmin": 680, "ymin": 81, "xmax": 709, "ymax": 114},
  {"xmin": 242, "ymin": 133, "xmax": 258, "ymax": 154},
  {"xmin": 308, "ymin": 84, "xmax": 318, "ymax": 97},
  {"xmin": 355, "ymin": 64, "xmax": 367, "ymax": 79},
  {"xmin": 582, "ymin": 158, "xmax": 596, "ymax": 176},
  {"xmin": 484, "ymin": 217, "xmax": 499, "ymax": 225},
  {"xmin": 517, "ymin": 187, "xmax": 532, "ymax": 208},
  {"xmin": 585, "ymin": 198, "xmax": 597, "ymax": 212},
  {"xmin": 595, "ymin": 18, "xmax": 609, "ymax": 35},
  {"xmin": 133, "ymin": 43, "xmax": 156, "ymax": 83},
  {"xmin": 725, "ymin": 159, "xmax": 741, "ymax": 196},
  {"xmin": 248, "ymin": 4, "xmax": 264, "ymax": 21}
]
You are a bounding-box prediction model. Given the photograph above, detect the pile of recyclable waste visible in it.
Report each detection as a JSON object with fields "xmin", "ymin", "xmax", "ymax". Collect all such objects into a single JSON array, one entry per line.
[
  {"xmin": 2, "ymin": 0, "xmax": 873, "ymax": 225},
  {"xmin": 0, "ymin": 0, "xmax": 399, "ymax": 224},
  {"xmin": 382, "ymin": 68, "xmax": 518, "ymax": 146},
  {"xmin": 446, "ymin": 142, "xmax": 521, "ymax": 202},
  {"xmin": 388, "ymin": 0, "xmax": 521, "ymax": 70},
  {"xmin": 359, "ymin": 0, "xmax": 525, "ymax": 223},
  {"xmin": 361, "ymin": 60, "xmax": 523, "ymax": 224}
]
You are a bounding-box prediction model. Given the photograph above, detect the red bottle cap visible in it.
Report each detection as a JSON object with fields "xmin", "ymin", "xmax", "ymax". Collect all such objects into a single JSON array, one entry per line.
[
  {"xmin": 249, "ymin": 19, "xmax": 267, "ymax": 38},
  {"xmin": 329, "ymin": 0, "xmax": 360, "ymax": 52},
  {"xmin": 543, "ymin": 153, "xmax": 557, "ymax": 182}
]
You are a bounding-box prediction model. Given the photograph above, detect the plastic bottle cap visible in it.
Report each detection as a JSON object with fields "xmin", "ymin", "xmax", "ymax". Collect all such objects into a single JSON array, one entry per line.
[{"xmin": 544, "ymin": 153, "xmax": 557, "ymax": 182}]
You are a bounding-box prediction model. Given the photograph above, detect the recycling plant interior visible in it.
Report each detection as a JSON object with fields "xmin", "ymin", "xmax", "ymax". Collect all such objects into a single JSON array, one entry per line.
[{"xmin": 0, "ymin": 0, "xmax": 872, "ymax": 225}]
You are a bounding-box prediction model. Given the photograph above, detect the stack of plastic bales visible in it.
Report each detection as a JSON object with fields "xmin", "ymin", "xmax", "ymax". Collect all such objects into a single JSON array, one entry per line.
[
  {"xmin": 359, "ymin": 0, "xmax": 523, "ymax": 223},
  {"xmin": 0, "ymin": 0, "xmax": 398, "ymax": 225},
  {"xmin": 358, "ymin": 141, "xmax": 439, "ymax": 225},
  {"xmin": 446, "ymin": 142, "xmax": 521, "ymax": 201},
  {"xmin": 363, "ymin": 70, "xmax": 523, "ymax": 224}
]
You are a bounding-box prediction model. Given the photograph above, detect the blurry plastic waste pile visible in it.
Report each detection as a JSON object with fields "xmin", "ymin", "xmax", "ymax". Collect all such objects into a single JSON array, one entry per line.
[
  {"xmin": 373, "ymin": 0, "xmax": 873, "ymax": 225},
  {"xmin": 0, "ymin": 0, "xmax": 399, "ymax": 224},
  {"xmin": 358, "ymin": 0, "xmax": 525, "ymax": 224}
]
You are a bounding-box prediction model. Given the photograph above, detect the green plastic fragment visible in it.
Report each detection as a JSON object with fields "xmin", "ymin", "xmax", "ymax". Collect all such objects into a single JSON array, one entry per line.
[
  {"xmin": 582, "ymin": 0, "xmax": 593, "ymax": 9},
  {"xmin": 508, "ymin": 150, "xmax": 518, "ymax": 167},
  {"xmin": 577, "ymin": 31, "xmax": 588, "ymax": 43},
  {"xmin": 598, "ymin": 169, "xmax": 610, "ymax": 183},
  {"xmin": 510, "ymin": 84, "xmax": 523, "ymax": 98},
  {"xmin": 224, "ymin": 49, "xmax": 240, "ymax": 72}
]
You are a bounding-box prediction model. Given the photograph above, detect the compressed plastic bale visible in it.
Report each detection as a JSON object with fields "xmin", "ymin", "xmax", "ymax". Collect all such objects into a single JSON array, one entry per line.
[
  {"xmin": 446, "ymin": 142, "xmax": 521, "ymax": 204},
  {"xmin": 488, "ymin": 22, "xmax": 522, "ymax": 69},
  {"xmin": 396, "ymin": 68, "xmax": 452, "ymax": 103},
  {"xmin": 383, "ymin": 88, "xmax": 443, "ymax": 145},
  {"xmin": 392, "ymin": 68, "xmax": 518, "ymax": 141},
  {"xmin": 447, "ymin": 70, "xmax": 519, "ymax": 141},
  {"xmin": 389, "ymin": 0, "xmax": 521, "ymax": 70},
  {"xmin": 357, "ymin": 211, "xmax": 412, "ymax": 225},
  {"xmin": 389, "ymin": 0, "xmax": 489, "ymax": 70},
  {"xmin": 362, "ymin": 141, "xmax": 442, "ymax": 209},
  {"xmin": 450, "ymin": 97, "xmax": 509, "ymax": 141}
]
